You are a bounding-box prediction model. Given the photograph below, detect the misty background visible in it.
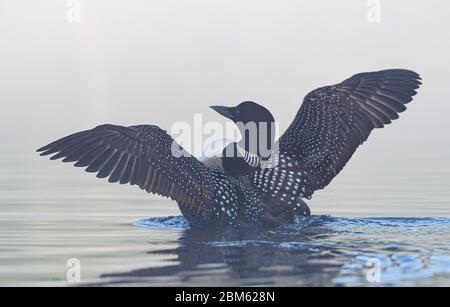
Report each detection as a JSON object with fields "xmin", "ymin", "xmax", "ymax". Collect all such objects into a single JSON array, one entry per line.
[{"xmin": 1, "ymin": 0, "xmax": 449, "ymax": 215}]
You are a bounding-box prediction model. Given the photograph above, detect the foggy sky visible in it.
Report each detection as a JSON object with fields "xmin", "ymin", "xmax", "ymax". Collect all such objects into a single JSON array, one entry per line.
[{"xmin": 1, "ymin": 0, "xmax": 449, "ymax": 159}]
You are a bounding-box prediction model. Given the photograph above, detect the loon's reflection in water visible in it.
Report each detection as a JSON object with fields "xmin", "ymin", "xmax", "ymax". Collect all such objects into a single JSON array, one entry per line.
[
  {"xmin": 98, "ymin": 216, "xmax": 343, "ymax": 286},
  {"xmin": 96, "ymin": 216, "xmax": 450, "ymax": 286}
]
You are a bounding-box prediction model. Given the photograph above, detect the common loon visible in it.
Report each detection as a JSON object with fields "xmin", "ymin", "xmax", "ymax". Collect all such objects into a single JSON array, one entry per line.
[{"xmin": 37, "ymin": 69, "xmax": 421, "ymax": 229}]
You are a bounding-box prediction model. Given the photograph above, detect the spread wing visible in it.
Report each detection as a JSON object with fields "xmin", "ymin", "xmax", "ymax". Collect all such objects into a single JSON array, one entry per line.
[
  {"xmin": 277, "ymin": 69, "xmax": 422, "ymax": 196},
  {"xmin": 37, "ymin": 124, "xmax": 233, "ymax": 218}
]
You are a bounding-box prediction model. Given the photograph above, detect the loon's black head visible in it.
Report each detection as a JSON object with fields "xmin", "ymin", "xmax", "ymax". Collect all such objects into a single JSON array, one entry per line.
[
  {"xmin": 210, "ymin": 101, "xmax": 275, "ymax": 125},
  {"xmin": 210, "ymin": 101, "xmax": 276, "ymax": 166}
]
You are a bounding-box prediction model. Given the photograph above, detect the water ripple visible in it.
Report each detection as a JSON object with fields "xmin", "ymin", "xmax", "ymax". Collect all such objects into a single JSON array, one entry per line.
[{"xmin": 130, "ymin": 215, "xmax": 450, "ymax": 286}]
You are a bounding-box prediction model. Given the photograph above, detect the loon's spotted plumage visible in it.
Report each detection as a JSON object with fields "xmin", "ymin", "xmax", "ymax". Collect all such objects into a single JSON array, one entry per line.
[{"xmin": 37, "ymin": 69, "xmax": 421, "ymax": 229}]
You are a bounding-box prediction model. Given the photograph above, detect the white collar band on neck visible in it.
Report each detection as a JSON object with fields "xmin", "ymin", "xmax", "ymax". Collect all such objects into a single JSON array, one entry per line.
[{"xmin": 236, "ymin": 145, "xmax": 261, "ymax": 168}]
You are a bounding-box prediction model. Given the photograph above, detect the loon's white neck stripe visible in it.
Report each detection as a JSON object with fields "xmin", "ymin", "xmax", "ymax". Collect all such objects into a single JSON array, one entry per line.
[{"xmin": 236, "ymin": 145, "xmax": 261, "ymax": 168}]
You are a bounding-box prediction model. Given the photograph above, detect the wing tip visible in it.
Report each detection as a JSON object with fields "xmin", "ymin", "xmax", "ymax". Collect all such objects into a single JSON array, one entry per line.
[{"xmin": 36, "ymin": 145, "xmax": 50, "ymax": 153}]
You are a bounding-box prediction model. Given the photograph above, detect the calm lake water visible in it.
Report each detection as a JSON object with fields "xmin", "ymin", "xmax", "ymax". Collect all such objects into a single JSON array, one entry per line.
[{"xmin": 0, "ymin": 149, "xmax": 449, "ymax": 287}]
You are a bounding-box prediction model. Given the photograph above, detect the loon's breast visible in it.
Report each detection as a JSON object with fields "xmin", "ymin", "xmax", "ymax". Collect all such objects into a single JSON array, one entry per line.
[{"xmin": 197, "ymin": 138, "xmax": 233, "ymax": 172}]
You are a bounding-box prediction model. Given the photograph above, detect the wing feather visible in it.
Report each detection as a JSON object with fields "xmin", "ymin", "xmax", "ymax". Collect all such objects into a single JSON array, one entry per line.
[
  {"xmin": 37, "ymin": 124, "xmax": 232, "ymax": 218},
  {"xmin": 276, "ymin": 69, "xmax": 421, "ymax": 196}
]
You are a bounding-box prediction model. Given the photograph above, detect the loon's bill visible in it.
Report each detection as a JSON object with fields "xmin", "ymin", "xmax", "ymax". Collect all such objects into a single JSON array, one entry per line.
[{"xmin": 38, "ymin": 69, "xmax": 422, "ymax": 229}]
